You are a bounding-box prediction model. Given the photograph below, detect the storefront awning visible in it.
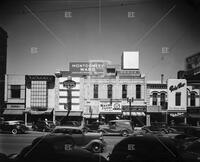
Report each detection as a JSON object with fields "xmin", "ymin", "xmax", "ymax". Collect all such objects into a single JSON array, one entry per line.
[
  {"xmin": 55, "ymin": 111, "xmax": 83, "ymax": 117},
  {"xmin": 83, "ymin": 114, "xmax": 99, "ymax": 119},
  {"xmin": 28, "ymin": 109, "xmax": 53, "ymax": 115},
  {"xmin": 3, "ymin": 109, "xmax": 24, "ymax": 115},
  {"xmin": 123, "ymin": 112, "xmax": 145, "ymax": 116}
]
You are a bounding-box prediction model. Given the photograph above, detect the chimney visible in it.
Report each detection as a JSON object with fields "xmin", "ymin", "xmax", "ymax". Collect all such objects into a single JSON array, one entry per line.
[{"xmin": 161, "ymin": 74, "xmax": 164, "ymax": 84}]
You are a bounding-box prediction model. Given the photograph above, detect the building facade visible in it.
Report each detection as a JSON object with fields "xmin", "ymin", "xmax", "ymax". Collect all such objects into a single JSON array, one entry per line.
[
  {"xmin": 54, "ymin": 71, "xmax": 84, "ymax": 124},
  {"xmin": 146, "ymin": 81, "xmax": 167, "ymax": 125},
  {"xmin": 83, "ymin": 66, "xmax": 147, "ymax": 125},
  {"xmin": 24, "ymin": 75, "xmax": 55, "ymax": 124},
  {"xmin": 4, "ymin": 74, "xmax": 55, "ymax": 125},
  {"xmin": 0, "ymin": 27, "xmax": 8, "ymax": 115},
  {"xmin": 177, "ymin": 52, "xmax": 200, "ymax": 126},
  {"xmin": 4, "ymin": 74, "xmax": 25, "ymax": 120}
]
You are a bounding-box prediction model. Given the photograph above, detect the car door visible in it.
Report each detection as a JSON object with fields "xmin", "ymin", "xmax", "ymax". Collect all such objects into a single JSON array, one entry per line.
[
  {"xmin": 108, "ymin": 121, "xmax": 118, "ymax": 133},
  {"xmin": 71, "ymin": 129, "xmax": 85, "ymax": 146}
]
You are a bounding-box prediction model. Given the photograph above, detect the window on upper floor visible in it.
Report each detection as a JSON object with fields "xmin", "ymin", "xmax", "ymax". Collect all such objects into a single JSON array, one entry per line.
[
  {"xmin": 190, "ymin": 92, "xmax": 196, "ymax": 106},
  {"xmin": 93, "ymin": 84, "xmax": 98, "ymax": 98},
  {"xmin": 136, "ymin": 85, "xmax": 141, "ymax": 99},
  {"xmin": 152, "ymin": 93, "xmax": 157, "ymax": 105},
  {"xmin": 122, "ymin": 84, "xmax": 127, "ymax": 99},
  {"xmin": 107, "ymin": 84, "xmax": 113, "ymax": 99},
  {"xmin": 160, "ymin": 93, "xmax": 166, "ymax": 107},
  {"xmin": 10, "ymin": 85, "xmax": 21, "ymax": 98},
  {"xmin": 175, "ymin": 92, "xmax": 181, "ymax": 106}
]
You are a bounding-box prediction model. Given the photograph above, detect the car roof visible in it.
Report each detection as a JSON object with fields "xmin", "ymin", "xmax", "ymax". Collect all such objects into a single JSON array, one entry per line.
[
  {"xmin": 110, "ymin": 135, "xmax": 179, "ymax": 161},
  {"xmin": 54, "ymin": 126, "xmax": 82, "ymax": 130},
  {"xmin": 109, "ymin": 120, "xmax": 131, "ymax": 122}
]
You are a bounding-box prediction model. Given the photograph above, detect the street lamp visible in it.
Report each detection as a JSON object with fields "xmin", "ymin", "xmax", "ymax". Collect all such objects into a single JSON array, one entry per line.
[{"xmin": 127, "ymin": 97, "xmax": 134, "ymax": 120}]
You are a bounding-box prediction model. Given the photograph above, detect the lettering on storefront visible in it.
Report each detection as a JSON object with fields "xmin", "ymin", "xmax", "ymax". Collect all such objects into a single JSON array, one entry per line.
[
  {"xmin": 70, "ymin": 62, "xmax": 105, "ymax": 74},
  {"xmin": 169, "ymin": 82, "xmax": 185, "ymax": 92},
  {"xmin": 99, "ymin": 103, "xmax": 122, "ymax": 113}
]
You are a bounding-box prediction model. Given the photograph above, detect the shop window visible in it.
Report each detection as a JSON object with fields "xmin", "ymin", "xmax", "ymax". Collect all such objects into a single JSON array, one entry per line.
[
  {"xmin": 160, "ymin": 93, "xmax": 166, "ymax": 107},
  {"xmin": 107, "ymin": 84, "xmax": 113, "ymax": 99},
  {"xmin": 190, "ymin": 92, "xmax": 196, "ymax": 106},
  {"xmin": 31, "ymin": 81, "xmax": 47, "ymax": 109},
  {"xmin": 175, "ymin": 92, "xmax": 181, "ymax": 106},
  {"xmin": 11, "ymin": 85, "xmax": 21, "ymax": 98},
  {"xmin": 136, "ymin": 85, "xmax": 141, "ymax": 99},
  {"xmin": 122, "ymin": 84, "xmax": 127, "ymax": 99},
  {"xmin": 93, "ymin": 84, "xmax": 98, "ymax": 98},
  {"xmin": 152, "ymin": 93, "xmax": 157, "ymax": 105}
]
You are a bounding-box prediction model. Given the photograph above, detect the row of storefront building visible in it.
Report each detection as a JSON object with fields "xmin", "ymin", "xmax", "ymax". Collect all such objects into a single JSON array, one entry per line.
[{"xmin": 2, "ymin": 52, "xmax": 200, "ymax": 126}]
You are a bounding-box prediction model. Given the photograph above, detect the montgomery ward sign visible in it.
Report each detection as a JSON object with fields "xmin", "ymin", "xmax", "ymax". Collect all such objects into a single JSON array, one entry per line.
[
  {"xmin": 167, "ymin": 79, "xmax": 187, "ymax": 112},
  {"xmin": 69, "ymin": 62, "xmax": 105, "ymax": 74},
  {"xmin": 99, "ymin": 102, "xmax": 122, "ymax": 113}
]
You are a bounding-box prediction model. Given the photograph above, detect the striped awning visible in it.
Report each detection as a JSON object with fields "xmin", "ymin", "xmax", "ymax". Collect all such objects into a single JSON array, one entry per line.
[{"xmin": 123, "ymin": 112, "xmax": 145, "ymax": 116}]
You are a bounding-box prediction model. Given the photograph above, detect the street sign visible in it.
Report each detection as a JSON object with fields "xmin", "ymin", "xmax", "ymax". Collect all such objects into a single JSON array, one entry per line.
[{"xmin": 63, "ymin": 79, "xmax": 76, "ymax": 89}]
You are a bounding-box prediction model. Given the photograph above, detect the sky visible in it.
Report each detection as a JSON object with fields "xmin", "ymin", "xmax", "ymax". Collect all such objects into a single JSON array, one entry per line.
[{"xmin": 1, "ymin": 0, "xmax": 200, "ymax": 81}]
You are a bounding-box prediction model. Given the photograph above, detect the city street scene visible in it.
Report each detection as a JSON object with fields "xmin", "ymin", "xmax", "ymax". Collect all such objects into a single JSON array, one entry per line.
[{"xmin": 1, "ymin": 0, "xmax": 200, "ymax": 162}]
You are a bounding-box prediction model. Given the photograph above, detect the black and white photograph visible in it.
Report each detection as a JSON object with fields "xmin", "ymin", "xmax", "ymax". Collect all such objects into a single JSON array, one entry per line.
[{"xmin": 1, "ymin": 0, "xmax": 200, "ymax": 162}]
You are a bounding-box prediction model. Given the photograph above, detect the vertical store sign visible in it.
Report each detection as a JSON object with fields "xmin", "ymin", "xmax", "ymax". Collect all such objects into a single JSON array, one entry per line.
[
  {"xmin": 167, "ymin": 79, "xmax": 187, "ymax": 112},
  {"xmin": 63, "ymin": 79, "xmax": 76, "ymax": 111}
]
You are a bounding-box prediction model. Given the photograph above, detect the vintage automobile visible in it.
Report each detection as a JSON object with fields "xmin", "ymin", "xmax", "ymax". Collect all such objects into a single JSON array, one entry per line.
[
  {"xmin": 180, "ymin": 138, "xmax": 200, "ymax": 162},
  {"xmin": 162, "ymin": 133, "xmax": 199, "ymax": 150},
  {"xmin": 109, "ymin": 135, "xmax": 181, "ymax": 162},
  {"xmin": 0, "ymin": 120, "xmax": 28, "ymax": 134},
  {"xmin": 142, "ymin": 125, "xmax": 169, "ymax": 134},
  {"xmin": 98, "ymin": 120, "xmax": 134, "ymax": 137},
  {"xmin": 32, "ymin": 121, "xmax": 55, "ymax": 132},
  {"xmin": 7, "ymin": 134, "xmax": 107, "ymax": 162},
  {"xmin": 52, "ymin": 126, "xmax": 106, "ymax": 153},
  {"xmin": 60, "ymin": 121, "xmax": 81, "ymax": 127}
]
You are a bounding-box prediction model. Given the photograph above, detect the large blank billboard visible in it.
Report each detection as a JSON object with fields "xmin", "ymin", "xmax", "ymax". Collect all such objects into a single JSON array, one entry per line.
[{"xmin": 122, "ymin": 51, "xmax": 139, "ymax": 69}]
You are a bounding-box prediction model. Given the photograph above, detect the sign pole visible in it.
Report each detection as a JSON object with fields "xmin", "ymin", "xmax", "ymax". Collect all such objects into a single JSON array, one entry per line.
[{"xmin": 127, "ymin": 97, "xmax": 134, "ymax": 121}]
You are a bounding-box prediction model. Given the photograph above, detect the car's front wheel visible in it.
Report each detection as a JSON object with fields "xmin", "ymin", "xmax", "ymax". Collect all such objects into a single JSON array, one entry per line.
[
  {"xmin": 121, "ymin": 130, "xmax": 129, "ymax": 137},
  {"xmin": 91, "ymin": 143, "xmax": 102, "ymax": 153},
  {"xmin": 11, "ymin": 129, "xmax": 18, "ymax": 135}
]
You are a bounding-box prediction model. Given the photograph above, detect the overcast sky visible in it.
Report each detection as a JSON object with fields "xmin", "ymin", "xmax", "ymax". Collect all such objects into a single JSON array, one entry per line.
[{"xmin": 1, "ymin": 0, "xmax": 200, "ymax": 81}]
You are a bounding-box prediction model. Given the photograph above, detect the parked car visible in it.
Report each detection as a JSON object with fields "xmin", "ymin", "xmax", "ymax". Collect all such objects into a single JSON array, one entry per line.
[
  {"xmin": 8, "ymin": 134, "xmax": 107, "ymax": 162},
  {"xmin": 181, "ymin": 138, "xmax": 200, "ymax": 162},
  {"xmin": 171, "ymin": 124, "xmax": 200, "ymax": 137},
  {"xmin": 170, "ymin": 123, "xmax": 190, "ymax": 133},
  {"xmin": 98, "ymin": 120, "xmax": 134, "ymax": 137},
  {"xmin": 85, "ymin": 121, "xmax": 103, "ymax": 131},
  {"xmin": 52, "ymin": 125, "xmax": 106, "ymax": 153},
  {"xmin": 142, "ymin": 125, "xmax": 169, "ymax": 134},
  {"xmin": 162, "ymin": 133, "xmax": 199, "ymax": 150},
  {"xmin": 60, "ymin": 121, "xmax": 81, "ymax": 127},
  {"xmin": 32, "ymin": 121, "xmax": 55, "ymax": 132},
  {"xmin": 0, "ymin": 120, "xmax": 28, "ymax": 134}
]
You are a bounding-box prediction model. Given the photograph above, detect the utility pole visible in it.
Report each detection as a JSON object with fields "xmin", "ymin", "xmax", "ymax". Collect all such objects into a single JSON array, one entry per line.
[{"xmin": 127, "ymin": 97, "xmax": 134, "ymax": 120}]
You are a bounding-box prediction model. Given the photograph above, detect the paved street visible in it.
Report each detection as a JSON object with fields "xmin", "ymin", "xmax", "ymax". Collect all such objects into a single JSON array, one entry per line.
[{"xmin": 0, "ymin": 131, "xmax": 123, "ymax": 159}]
